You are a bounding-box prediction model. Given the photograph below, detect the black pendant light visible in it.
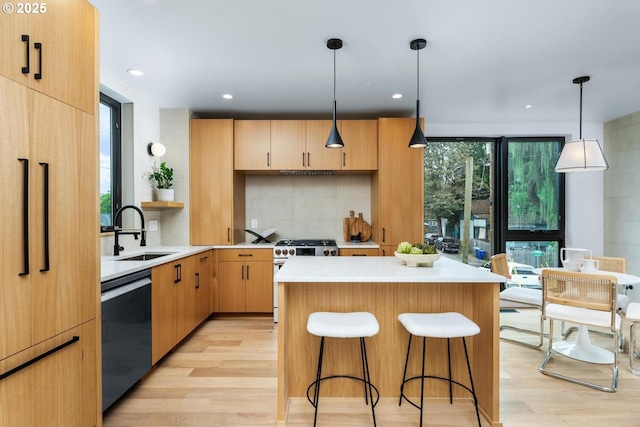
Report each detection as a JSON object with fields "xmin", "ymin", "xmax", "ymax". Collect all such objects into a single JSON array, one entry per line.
[
  {"xmin": 408, "ymin": 38, "xmax": 427, "ymax": 148},
  {"xmin": 326, "ymin": 38, "xmax": 344, "ymax": 148}
]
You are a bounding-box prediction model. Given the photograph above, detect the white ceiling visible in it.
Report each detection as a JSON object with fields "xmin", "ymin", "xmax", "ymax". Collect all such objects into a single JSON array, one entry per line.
[{"xmin": 89, "ymin": 0, "xmax": 640, "ymax": 125}]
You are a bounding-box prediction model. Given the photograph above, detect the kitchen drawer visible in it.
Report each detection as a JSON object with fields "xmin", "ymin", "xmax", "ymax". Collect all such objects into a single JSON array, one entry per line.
[
  {"xmin": 217, "ymin": 248, "xmax": 273, "ymax": 262},
  {"xmin": 194, "ymin": 250, "xmax": 212, "ymax": 266},
  {"xmin": 340, "ymin": 248, "xmax": 379, "ymax": 256}
]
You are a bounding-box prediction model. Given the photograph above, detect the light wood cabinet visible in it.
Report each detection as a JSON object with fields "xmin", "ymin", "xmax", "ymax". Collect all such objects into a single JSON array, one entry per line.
[
  {"xmin": 217, "ymin": 249, "xmax": 273, "ymax": 313},
  {"xmin": 0, "ymin": 2, "xmax": 98, "ymax": 422},
  {"xmin": 151, "ymin": 252, "xmax": 213, "ymax": 364},
  {"xmin": 190, "ymin": 119, "xmax": 246, "ymax": 244},
  {"xmin": 269, "ymin": 120, "xmax": 306, "ymax": 170},
  {"xmin": 372, "ymin": 118, "xmax": 424, "ymax": 254},
  {"xmin": 339, "ymin": 248, "xmax": 380, "ymax": 256},
  {"xmin": 234, "ymin": 120, "xmax": 271, "ymax": 170},
  {"xmin": 0, "ymin": 0, "xmax": 97, "ymax": 114},
  {"xmin": 0, "ymin": 320, "xmax": 97, "ymax": 427},
  {"xmin": 305, "ymin": 120, "xmax": 342, "ymax": 170},
  {"xmin": 340, "ymin": 119, "xmax": 378, "ymax": 170}
]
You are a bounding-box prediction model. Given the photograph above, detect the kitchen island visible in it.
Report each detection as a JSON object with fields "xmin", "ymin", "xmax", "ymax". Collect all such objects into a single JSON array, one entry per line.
[{"xmin": 275, "ymin": 255, "xmax": 506, "ymax": 427}]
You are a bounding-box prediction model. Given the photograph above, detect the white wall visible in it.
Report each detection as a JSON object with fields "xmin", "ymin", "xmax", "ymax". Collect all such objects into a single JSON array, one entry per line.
[{"xmin": 427, "ymin": 121, "xmax": 605, "ymax": 254}]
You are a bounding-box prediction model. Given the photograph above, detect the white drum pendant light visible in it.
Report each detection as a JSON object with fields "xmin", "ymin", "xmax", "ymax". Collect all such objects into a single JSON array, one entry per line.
[
  {"xmin": 555, "ymin": 76, "xmax": 608, "ymax": 172},
  {"xmin": 408, "ymin": 38, "xmax": 427, "ymax": 148},
  {"xmin": 326, "ymin": 38, "xmax": 344, "ymax": 148}
]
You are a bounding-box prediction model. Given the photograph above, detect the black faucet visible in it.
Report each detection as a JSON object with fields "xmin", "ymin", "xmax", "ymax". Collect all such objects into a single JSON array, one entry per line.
[{"xmin": 113, "ymin": 205, "xmax": 147, "ymax": 256}]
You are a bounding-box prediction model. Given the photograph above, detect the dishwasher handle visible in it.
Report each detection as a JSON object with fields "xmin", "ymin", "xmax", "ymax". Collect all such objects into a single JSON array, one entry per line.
[{"xmin": 101, "ymin": 277, "xmax": 151, "ymax": 303}]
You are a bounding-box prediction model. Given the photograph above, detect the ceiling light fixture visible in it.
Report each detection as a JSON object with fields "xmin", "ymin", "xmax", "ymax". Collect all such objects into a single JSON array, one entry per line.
[
  {"xmin": 325, "ymin": 38, "xmax": 344, "ymax": 149},
  {"xmin": 147, "ymin": 142, "xmax": 166, "ymax": 157},
  {"xmin": 127, "ymin": 69, "xmax": 143, "ymax": 77},
  {"xmin": 392, "ymin": 93, "xmax": 403, "ymax": 99},
  {"xmin": 222, "ymin": 94, "xmax": 233, "ymax": 99},
  {"xmin": 408, "ymin": 38, "xmax": 427, "ymax": 148},
  {"xmin": 554, "ymin": 76, "xmax": 608, "ymax": 173}
]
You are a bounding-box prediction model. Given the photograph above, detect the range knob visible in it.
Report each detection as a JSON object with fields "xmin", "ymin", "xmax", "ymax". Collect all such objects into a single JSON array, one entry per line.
[
  {"xmin": 275, "ymin": 249, "xmax": 281, "ymax": 256},
  {"xmin": 290, "ymin": 249, "xmax": 295, "ymax": 256},
  {"xmin": 330, "ymin": 249, "xmax": 337, "ymax": 256},
  {"xmin": 323, "ymin": 249, "xmax": 329, "ymax": 256}
]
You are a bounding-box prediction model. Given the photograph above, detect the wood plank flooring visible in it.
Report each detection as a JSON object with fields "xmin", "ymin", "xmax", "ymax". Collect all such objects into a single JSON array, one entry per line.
[{"xmin": 103, "ymin": 311, "xmax": 640, "ymax": 427}]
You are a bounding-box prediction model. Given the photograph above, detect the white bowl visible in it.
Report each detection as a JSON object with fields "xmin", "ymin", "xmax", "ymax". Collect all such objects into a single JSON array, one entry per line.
[{"xmin": 394, "ymin": 251, "xmax": 441, "ymax": 267}]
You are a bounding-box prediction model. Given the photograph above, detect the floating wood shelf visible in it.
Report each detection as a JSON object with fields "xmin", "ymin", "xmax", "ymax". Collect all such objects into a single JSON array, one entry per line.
[{"xmin": 141, "ymin": 201, "xmax": 184, "ymax": 210}]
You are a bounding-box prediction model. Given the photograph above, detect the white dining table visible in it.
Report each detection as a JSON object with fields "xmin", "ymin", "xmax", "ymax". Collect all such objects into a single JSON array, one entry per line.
[{"xmin": 533, "ymin": 267, "xmax": 640, "ymax": 364}]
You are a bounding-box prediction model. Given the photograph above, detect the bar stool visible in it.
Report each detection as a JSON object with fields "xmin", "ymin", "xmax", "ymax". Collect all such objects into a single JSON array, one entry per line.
[
  {"xmin": 306, "ymin": 311, "xmax": 380, "ymax": 427},
  {"xmin": 626, "ymin": 302, "xmax": 640, "ymax": 375},
  {"xmin": 398, "ymin": 312, "xmax": 481, "ymax": 427}
]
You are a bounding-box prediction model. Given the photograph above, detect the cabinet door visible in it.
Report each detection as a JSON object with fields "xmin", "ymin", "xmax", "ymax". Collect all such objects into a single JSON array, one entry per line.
[
  {"xmin": 340, "ymin": 120, "xmax": 378, "ymax": 170},
  {"xmin": 339, "ymin": 248, "xmax": 380, "ymax": 256},
  {"xmin": 194, "ymin": 252, "xmax": 212, "ymax": 323},
  {"xmin": 190, "ymin": 119, "xmax": 235, "ymax": 244},
  {"xmin": 305, "ymin": 120, "xmax": 342, "ymax": 170},
  {"xmin": 375, "ymin": 118, "xmax": 424, "ymax": 246},
  {"xmin": 378, "ymin": 245, "xmax": 398, "ymax": 257},
  {"xmin": 245, "ymin": 261, "xmax": 273, "ymax": 313},
  {"xmin": 152, "ymin": 262, "xmax": 178, "ymax": 364},
  {"xmin": 234, "ymin": 120, "xmax": 271, "ymax": 170},
  {"xmin": 270, "ymin": 120, "xmax": 306, "ymax": 170},
  {"xmin": 217, "ymin": 261, "xmax": 246, "ymax": 312},
  {"xmin": 0, "ymin": 77, "xmax": 31, "ymax": 359},
  {"xmin": 0, "ymin": 0, "xmax": 97, "ymax": 114},
  {"xmin": 0, "ymin": 320, "xmax": 97, "ymax": 427},
  {"xmin": 175, "ymin": 258, "xmax": 195, "ymax": 342}
]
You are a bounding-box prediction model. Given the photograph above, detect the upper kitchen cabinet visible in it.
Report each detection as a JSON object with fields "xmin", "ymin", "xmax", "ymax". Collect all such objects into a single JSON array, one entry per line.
[
  {"xmin": 234, "ymin": 120, "xmax": 272, "ymax": 170},
  {"xmin": 372, "ymin": 118, "xmax": 424, "ymax": 255},
  {"xmin": 304, "ymin": 120, "xmax": 342, "ymax": 170},
  {"xmin": 269, "ymin": 120, "xmax": 306, "ymax": 170},
  {"xmin": 340, "ymin": 119, "xmax": 378, "ymax": 171},
  {"xmin": 190, "ymin": 119, "xmax": 246, "ymax": 245},
  {"xmin": 0, "ymin": 0, "xmax": 97, "ymax": 114}
]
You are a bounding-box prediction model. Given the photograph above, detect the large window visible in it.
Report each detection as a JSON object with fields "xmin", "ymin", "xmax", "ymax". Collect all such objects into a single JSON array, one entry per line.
[
  {"xmin": 99, "ymin": 93, "xmax": 122, "ymax": 232},
  {"xmin": 424, "ymin": 136, "xmax": 565, "ymax": 269}
]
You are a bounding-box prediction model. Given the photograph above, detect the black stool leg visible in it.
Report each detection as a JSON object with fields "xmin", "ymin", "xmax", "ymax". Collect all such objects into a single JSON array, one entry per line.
[
  {"xmin": 360, "ymin": 337, "xmax": 368, "ymax": 404},
  {"xmin": 462, "ymin": 337, "xmax": 481, "ymax": 427},
  {"xmin": 419, "ymin": 336, "xmax": 426, "ymax": 427},
  {"xmin": 447, "ymin": 338, "xmax": 453, "ymax": 404},
  {"xmin": 360, "ymin": 337, "xmax": 377, "ymax": 427},
  {"xmin": 399, "ymin": 333, "xmax": 413, "ymax": 406},
  {"xmin": 312, "ymin": 336, "xmax": 325, "ymax": 427}
]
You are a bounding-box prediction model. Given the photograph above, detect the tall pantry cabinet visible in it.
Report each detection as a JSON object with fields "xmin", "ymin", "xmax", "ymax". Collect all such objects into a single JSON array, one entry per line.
[
  {"xmin": 372, "ymin": 118, "xmax": 425, "ymax": 255},
  {"xmin": 0, "ymin": 1, "xmax": 99, "ymax": 426}
]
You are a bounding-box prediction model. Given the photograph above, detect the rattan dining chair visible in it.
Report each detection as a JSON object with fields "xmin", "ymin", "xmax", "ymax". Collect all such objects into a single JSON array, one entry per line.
[
  {"xmin": 540, "ymin": 269, "xmax": 620, "ymax": 392},
  {"xmin": 493, "ymin": 253, "xmax": 544, "ymax": 348}
]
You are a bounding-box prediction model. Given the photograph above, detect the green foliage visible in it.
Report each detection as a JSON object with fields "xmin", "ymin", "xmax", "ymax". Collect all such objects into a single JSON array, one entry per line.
[
  {"xmin": 100, "ymin": 191, "xmax": 111, "ymax": 214},
  {"xmin": 148, "ymin": 161, "xmax": 174, "ymax": 189}
]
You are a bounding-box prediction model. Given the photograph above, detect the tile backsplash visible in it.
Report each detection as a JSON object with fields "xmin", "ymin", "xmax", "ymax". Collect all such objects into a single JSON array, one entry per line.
[{"xmin": 244, "ymin": 174, "xmax": 371, "ymax": 242}]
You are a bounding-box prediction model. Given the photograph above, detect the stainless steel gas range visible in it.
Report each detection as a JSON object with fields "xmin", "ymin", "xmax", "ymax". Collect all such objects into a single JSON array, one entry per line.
[{"xmin": 273, "ymin": 239, "xmax": 339, "ymax": 322}]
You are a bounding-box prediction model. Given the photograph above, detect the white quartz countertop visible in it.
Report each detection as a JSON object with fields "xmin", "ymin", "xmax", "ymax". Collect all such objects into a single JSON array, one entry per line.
[
  {"xmin": 274, "ymin": 255, "xmax": 506, "ymax": 283},
  {"xmin": 101, "ymin": 246, "xmax": 213, "ymax": 282}
]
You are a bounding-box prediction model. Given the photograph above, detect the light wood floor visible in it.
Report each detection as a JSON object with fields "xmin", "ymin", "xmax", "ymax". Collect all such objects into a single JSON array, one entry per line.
[{"xmin": 103, "ymin": 311, "xmax": 640, "ymax": 427}]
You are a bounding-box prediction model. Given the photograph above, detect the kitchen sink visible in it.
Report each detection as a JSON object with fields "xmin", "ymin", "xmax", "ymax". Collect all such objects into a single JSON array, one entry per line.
[{"xmin": 117, "ymin": 252, "xmax": 175, "ymax": 261}]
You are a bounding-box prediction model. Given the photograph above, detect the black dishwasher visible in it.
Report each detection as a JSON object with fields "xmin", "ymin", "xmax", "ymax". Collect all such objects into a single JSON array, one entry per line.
[{"xmin": 101, "ymin": 269, "xmax": 152, "ymax": 412}]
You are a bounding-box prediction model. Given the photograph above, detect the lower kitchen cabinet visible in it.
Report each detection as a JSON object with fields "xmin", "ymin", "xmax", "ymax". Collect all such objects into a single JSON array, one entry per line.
[
  {"xmin": 151, "ymin": 252, "xmax": 212, "ymax": 365},
  {"xmin": 378, "ymin": 245, "xmax": 398, "ymax": 256},
  {"xmin": 217, "ymin": 249, "xmax": 273, "ymax": 313},
  {"xmin": 0, "ymin": 320, "xmax": 97, "ymax": 427},
  {"xmin": 339, "ymin": 248, "xmax": 380, "ymax": 256}
]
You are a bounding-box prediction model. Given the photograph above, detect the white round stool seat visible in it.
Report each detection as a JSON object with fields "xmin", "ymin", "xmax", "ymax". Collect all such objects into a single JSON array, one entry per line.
[
  {"xmin": 307, "ymin": 312, "xmax": 379, "ymax": 338},
  {"xmin": 398, "ymin": 312, "xmax": 480, "ymax": 338},
  {"xmin": 626, "ymin": 302, "xmax": 640, "ymax": 321}
]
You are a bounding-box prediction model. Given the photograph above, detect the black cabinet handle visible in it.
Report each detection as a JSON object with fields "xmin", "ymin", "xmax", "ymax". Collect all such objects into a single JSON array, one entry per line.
[
  {"xmin": 382, "ymin": 228, "xmax": 386, "ymax": 243},
  {"xmin": 227, "ymin": 227, "xmax": 230, "ymax": 243},
  {"xmin": 21, "ymin": 35, "xmax": 30, "ymax": 74},
  {"xmin": 0, "ymin": 336, "xmax": 79, "ymax": 381},
  {"xmin": 307, "ymin": 152, "xmax": 310, "ymax": 167},
  {"xmin": 195, "ymin": 272, "xmax": 200, "ymax": 289},
  {"xmin": 18, "ymin": 158, "xmax": 29, "ymax": 276},
  {"xmin": 34, "ymin": 42, "xmax": 42, "ymax": 80},
  {"xmin": 267, "ymin": 152, "xmax": 270, "ymax": 167},
  {"xmin": 241, "ymin": 265, "xmax": 245, "ymax": 280},
  {"xmin": 246, "ymin": 265, "xmax": 250, "ymax": 280},
  {"xmin": 174, "ymin": 264, "xmax": 179, "ymax": 284},
  {"xmin": 302, "ymin": 152, "xmax": 305, "ymax": 167},
  {"xmin": 39, "ymin": 163, "xmax": 50, "ymax": 272},
  {"xmin": 343, "ymin": 152, "xmax": 346, "ymax": 167}
]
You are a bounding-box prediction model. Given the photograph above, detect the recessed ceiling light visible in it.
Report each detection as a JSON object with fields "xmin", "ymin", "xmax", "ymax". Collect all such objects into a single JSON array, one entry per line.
[
  {"xmin": 364, "ymin": 82, "xmax": 375, "ymax": 88},
  {"xmin": 127, "ymin": 69, "xmax": 143, "ymax": 77},
  {"xmin": 524, "ymin": 104, "xmax": 533, "ymax": 109},
  {"xmin": 392, "ymin": 93, "xmax": 403, "ymax": 99},
  {"xmin": 222, "ymin": 94, "xmax": 233, "ymax": 99}
]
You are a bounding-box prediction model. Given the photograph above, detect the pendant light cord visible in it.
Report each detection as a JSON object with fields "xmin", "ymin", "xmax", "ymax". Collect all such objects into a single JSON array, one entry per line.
[
  {"xmin": 333, "ymin": 48, "xmax": 337, "ymax": 120},
  {"xmin": 578, "ymin": 80, "xmax": 583, "ymax": 139}
]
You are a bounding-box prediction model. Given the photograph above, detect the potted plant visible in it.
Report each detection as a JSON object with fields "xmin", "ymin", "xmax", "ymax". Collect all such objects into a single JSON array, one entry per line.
[{"xmin": 148, "ymin": 161, "xmax": 174, "ymax": 201}]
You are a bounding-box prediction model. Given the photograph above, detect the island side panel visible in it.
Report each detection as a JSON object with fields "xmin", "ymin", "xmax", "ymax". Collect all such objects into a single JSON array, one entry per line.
[{"xmin": 277, "ymin": 280, "xmax": 501, "ymax": 426}]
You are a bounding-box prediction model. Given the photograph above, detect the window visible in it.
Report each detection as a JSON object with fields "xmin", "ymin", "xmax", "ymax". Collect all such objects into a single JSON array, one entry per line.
[
  {"xmin": 495, "ymin": 137, "xmax": 565, "ymax": 268},
  {"xmin": 424, "ymin": 136, "xmax": 565, "ymax": 268},
  {"xmin": 99, "ymin": 93, "xmax": 122, "ymax": 232}
]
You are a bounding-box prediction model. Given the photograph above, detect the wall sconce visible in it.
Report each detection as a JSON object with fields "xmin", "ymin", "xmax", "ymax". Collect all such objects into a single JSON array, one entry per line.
[{"xmin": 147, "ymin": 142, "xmax": 166, "ymax": 157}]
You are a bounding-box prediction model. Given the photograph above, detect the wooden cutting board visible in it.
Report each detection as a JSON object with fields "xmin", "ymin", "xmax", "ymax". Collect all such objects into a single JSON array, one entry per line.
[{"xmin": 343, "ymin": 211, "xmax": 372, "ymax": 242}]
